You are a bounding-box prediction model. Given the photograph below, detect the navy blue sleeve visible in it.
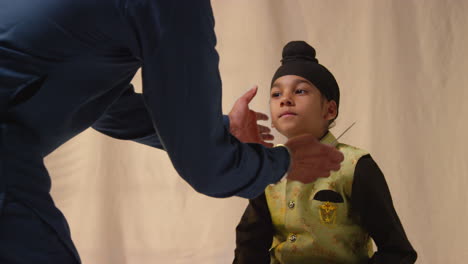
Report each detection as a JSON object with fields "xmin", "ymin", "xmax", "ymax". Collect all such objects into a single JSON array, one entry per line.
[
  {"xmin": 123, "ymin": 0, "xmax": 290, "ymax": 198},
  {"xmin": 92, "ymin": 84, "xmax": 232, "ymax": 150},
  {"xmin": 92, "ymin": 84, "xmax": 164, "ymax": 149}
]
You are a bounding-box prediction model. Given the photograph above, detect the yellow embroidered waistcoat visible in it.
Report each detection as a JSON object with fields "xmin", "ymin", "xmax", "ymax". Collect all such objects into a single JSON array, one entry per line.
[{"xmin": 266, "ymin": 133, "xmax": 373, "ymax": 264}]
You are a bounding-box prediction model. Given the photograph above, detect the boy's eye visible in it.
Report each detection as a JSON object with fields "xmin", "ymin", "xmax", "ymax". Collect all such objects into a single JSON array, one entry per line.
[
  {"xmin": 271, "ymin": 92, "xmax": 281, "ymax": 98},
  {"xmin": 295, "ymin": 89, "xmax": 307, "ymax": 94}
]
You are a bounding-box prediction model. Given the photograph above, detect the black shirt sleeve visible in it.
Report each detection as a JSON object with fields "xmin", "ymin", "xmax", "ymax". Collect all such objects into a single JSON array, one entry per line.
[
  {"xmin": 233, "ymin": 192, "xmax": 273, "ymax": 264},
  {"xmin": 352, "ymin": 155, "xmax": 418, "ymax": 264}
]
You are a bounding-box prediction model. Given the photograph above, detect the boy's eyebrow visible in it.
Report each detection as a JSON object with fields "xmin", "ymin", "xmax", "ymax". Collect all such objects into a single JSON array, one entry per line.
[
  {"xmin": 271, "ymin": 79, "xmax": 312, "ymax": 89},
  {"xmin": 293, "ymin": 79, "xmax": 313, "ymax": 87},
  {"xmin": 271, "ymin": 83, "xmax": 281, "ymax": 89}
]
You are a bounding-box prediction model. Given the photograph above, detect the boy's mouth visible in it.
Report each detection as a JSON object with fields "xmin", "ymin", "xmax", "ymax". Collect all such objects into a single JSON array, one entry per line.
[{"xmin": 279, "ymin": 111, "xmax": 297, "ymax": 118}]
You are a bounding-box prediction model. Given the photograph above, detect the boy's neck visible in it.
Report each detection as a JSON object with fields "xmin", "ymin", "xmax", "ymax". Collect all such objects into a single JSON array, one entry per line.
[
  {"xmin": 285, "ymin": 130, "xmax": 329, "ymax": 141},
  {"xmin": 318, "ymin": 130, "xmax": 329, "ymax": 141}
]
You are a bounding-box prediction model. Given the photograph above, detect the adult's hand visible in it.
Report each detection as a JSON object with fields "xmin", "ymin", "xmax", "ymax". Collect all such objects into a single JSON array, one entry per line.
[
  {"xmin": 229, "ymin": 86, "xmax": 274, "ymax": 147},
  {"xmin": 285, "ymin": 134, "xmax": 344, "ymax": 183}
]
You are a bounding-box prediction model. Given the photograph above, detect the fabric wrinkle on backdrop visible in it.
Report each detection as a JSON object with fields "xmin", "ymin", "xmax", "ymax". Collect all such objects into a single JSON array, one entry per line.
[{"xmin": 44, "ymin": 1, "xmax": 467, "ymax": 263}]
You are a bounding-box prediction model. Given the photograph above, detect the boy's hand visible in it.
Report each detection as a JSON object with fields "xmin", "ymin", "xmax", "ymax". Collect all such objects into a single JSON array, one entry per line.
[
  {"xmin": 285, "ymin": 134, "xmax": 344, "ymax": 183},
  {"xmin": 229, "ymin": 86, "xmax": 274, "ymax": 147}
]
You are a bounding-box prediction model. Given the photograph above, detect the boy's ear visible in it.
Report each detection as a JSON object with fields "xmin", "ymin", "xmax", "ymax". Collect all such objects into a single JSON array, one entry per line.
[{"xmin": 324, "ymin": 100, "xmax": 338, "ymax": 121}]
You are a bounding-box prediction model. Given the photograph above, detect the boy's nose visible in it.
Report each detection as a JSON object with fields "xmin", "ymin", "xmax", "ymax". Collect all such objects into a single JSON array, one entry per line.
[{"xmin": 280, "ymin": 96, "xmax": 294, "ymax": 106}]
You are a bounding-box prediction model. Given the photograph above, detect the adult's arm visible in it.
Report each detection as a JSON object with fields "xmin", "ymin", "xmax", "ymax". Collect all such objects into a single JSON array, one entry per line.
[
  {"xmin": 92, "ymin": 83, "xmax": 231, "ymax": 150},
  {"xmin": 92, "ymin": 84, "xmax": 164, "ymax": 149},
  {"xmin": 123, "ymin": 0, "xmax": 290, "ymax": 198}
]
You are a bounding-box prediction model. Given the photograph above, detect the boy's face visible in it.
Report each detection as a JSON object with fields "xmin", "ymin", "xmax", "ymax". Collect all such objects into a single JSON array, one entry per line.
[{"xmin": 270, "ymin": 75, "xmax": 337, "ymax": 139}]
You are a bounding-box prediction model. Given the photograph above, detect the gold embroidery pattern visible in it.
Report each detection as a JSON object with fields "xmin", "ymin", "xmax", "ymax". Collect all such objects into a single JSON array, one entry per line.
[{"xmin": 319, "ymin": 202, "xmax": 337, "ymax": 225}]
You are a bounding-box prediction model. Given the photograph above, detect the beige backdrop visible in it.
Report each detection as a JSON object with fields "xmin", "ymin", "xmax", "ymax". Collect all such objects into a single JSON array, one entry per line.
[{"xmin": 44, "ymin": 1, "xmax": 468, "ymax": 263}]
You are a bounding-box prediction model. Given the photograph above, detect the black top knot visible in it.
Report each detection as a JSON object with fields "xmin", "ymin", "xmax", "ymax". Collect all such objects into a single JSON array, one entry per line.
[{"xmin": 281, "ymin": 41, "xmax": 318, "ymax": 64}]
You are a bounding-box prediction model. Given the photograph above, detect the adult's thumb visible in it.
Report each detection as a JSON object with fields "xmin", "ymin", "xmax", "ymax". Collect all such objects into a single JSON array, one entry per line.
[{"xmin": 240, "ymin": 86, "xmax": 258, "ymax": 104}]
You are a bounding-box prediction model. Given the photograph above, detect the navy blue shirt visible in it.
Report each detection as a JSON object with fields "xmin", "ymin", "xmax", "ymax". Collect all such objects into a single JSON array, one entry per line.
[{"xmin": 0, "ymin": 0, "xmax": 290, "ymax": 260}]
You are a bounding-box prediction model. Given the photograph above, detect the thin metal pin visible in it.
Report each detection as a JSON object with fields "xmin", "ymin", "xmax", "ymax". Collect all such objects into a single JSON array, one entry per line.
[{"xmin": 329, "ymin": 121, "xmax": 356, "ymax": 146}]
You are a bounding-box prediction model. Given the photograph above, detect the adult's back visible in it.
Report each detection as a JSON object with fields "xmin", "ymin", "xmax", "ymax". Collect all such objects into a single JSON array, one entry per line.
[{"xmin": 0, "ymin": 1, "xmax": 294, "ymax": 263}]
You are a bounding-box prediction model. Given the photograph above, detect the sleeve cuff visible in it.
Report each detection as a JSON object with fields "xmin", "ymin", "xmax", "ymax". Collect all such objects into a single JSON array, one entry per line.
[
  {"xmin": 271, "ymin": 144, "xmax": 291, "ymax": 184},
  {"xmin": 222, "ymin": 115, "xmax": 230, "ymax": 130}
]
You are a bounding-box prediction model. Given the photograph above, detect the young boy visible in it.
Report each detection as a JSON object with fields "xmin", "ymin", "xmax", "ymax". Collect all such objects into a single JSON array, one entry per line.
[{"xmin": 233, "ymin": 41, "xmax": 417, "ymax": 264}]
